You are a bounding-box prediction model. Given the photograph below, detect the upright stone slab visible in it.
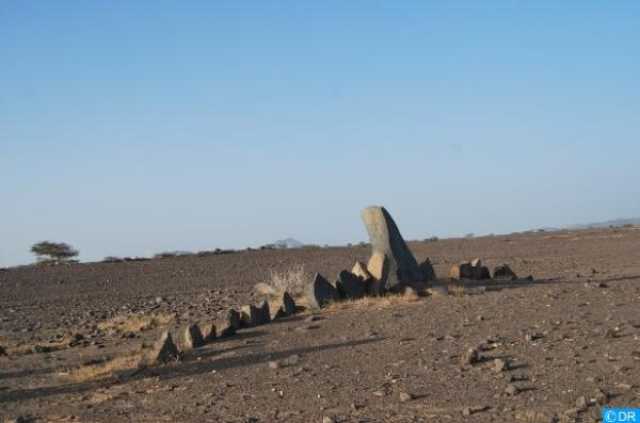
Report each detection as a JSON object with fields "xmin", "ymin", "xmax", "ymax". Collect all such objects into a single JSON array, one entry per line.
[
  {"xmin": 202, "ymin": 322, "xmax": 216, "ymax": 342},
  {"xmin": 149, "ymin": 331, "xmax": 180, "ymax": 364},
  {"xmin": 226, "ymin": 309, "xmax": 241, "ymax": 330},
  {"xmin": 493, "ymin": 264, "xmax": 517, "ymax": 280},
  {"xmin": 305, "ymin": 273, "xmax": 338, "ymax": 309},
  {"xmin": 240, "ymin": 305, "xmax": 259, "ymax": 327},
  {"xmin": 272, "ymin": 291, "xmax": 297, "ymax": 320},
  {"xmin": 335, "ymin": 270, "xmax": 367, "ymax": 299},
  {"xmin": 361, "ymin": 206, "xmax": 422, "ymax": 292},
  {"xmin": 256, "ymin": 300, "xmax": 271, "ymax": 325},
  {"xmin": 419, "ymin": 258, "xmax": 436, "ymax": 282},
  {"xmin": 183, "ymin": 323, "xmax": 205, "ymax": 349}
]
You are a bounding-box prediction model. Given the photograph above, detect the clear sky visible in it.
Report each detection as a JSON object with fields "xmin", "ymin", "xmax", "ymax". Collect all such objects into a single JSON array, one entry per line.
[{"xmin": 1, "ymin": 1, "xmax": 639, "ymax": 266}]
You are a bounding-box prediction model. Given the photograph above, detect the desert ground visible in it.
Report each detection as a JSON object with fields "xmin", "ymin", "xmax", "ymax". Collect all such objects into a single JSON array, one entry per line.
[{"xmin": 1, "ymin": 226, "xmax": 640, "ymax": 422}]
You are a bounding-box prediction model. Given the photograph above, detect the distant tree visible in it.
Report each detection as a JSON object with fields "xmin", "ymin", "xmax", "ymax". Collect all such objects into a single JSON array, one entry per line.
[{"xmin": 31, "ymin": 241, "xmax": 78, "ymax": 263}]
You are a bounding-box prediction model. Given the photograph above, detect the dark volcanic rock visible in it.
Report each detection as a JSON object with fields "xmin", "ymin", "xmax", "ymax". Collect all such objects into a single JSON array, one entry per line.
[
  {"xmin": 335, "ymin": 270, "xmax": 367, "ymax": 299},
  {"xmin": 305, "ymin": 273, "xmax": 338, "ymax": 309},
  {"xmin": 361, "ymin": 206, "xmax": 423, "ymax": 292}
]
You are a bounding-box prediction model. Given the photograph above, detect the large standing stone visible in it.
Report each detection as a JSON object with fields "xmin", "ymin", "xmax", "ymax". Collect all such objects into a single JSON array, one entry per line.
[
  {"xmin": 183, "ymin": 323, "xmax": 205, "ymax": 349},
  {"xmin": 305, "ymin": 273, "xmax": 338, "ymax": 309},
  {"xmin": 149, "ymin": 331, "xmax": 180, "ymax": 364},
  {"xmin": 361, "ymin": 206, "xmax": 423, "ymax": 292},
  {"xmin": 335, "ymin": 270, "xmax": 367, "ymax": 299},
  {"xmin": 367, "ymin": 253, "xmax": 389, "ymax": 296}
]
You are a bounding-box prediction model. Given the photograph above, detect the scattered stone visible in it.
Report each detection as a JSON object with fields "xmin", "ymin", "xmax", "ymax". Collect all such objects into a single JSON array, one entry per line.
[
  {"xmin": 575, "ymin": 396, "xmax": 587, "ymax": 411},
  {"xmin": 268, "ymin": 360, "xmax": 280, "ymax": 369},
  {"xmin": 281, "ymin": 354, "xmax": 300, "ymax": 367},
  {"xmin": 361, "ymin": 206, "xmax": 423, "ymax": 292},
  {"xmin": 505, "ymin": 384, "xmax": 519, "ymax": 396},
  {"xmin": 426, "ymin": 286, "xmax": 449, "ymax": 297},
  {"xmin": 525, "ymin": 332, "xmax": 544, "ymax": 342},
  {"xmin": 493, "ymin": 264, "xmax": 518, "ymax": 280},
  {"xmin": 322, "ymin": 417, "xmax": 336, "ymax": 423},
  {"xmin": 461, "ymin": 347, "xmax": 481, "ymax": 366},
  {"xmin": 594, "ymin": 389, "xmax": 608, "ymax": 405},
  {"xmin": 335, "ymin": 270, "xmax": 367, "ymax": 299},
  {"xmin": 515, "ymin": 410, "xmax": 558, "ymax": 422},
  {"xmin": 183, "ymin": 323, "xmax": 205, "ymax": 349},
  {"xmin": 305, "ymin": 273, "xmax": 338, "ymax": 309},
  {"xmin": 352, "ymin": 261, "xmax": 372, "ymax": 280},
  {"xmin": 402, "ymin": 286, "xmax": 419, "ymax": 299},
  {"xmin": 418, "ymin": 258, "xmax": 436, "ymax": 282},
  {"xmin": 463, "ymin": 406, "xmax": 489, "ymax": 416},
  {"xmin": 399, "ymin": 392, "xmax": 414, "ymax": 403},
  {"xmin": 493, "ymin": 358, "xmax": 508, "ymax": 373},
  {"xmin": 149, "ymin": 331, "xmax": 180, "ymax": 364}
]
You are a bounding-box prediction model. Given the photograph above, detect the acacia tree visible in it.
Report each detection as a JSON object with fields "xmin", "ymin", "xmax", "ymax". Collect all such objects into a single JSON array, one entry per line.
[{"xmin": 31, "ymin": 241, "xmax": 79, "ymax": 263}]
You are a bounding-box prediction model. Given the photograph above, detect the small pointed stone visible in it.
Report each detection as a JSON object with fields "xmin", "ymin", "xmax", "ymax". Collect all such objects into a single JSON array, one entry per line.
[
  {"xmin": 183, "ymin": 323, "xmax": 205, "ymax": 349},
  {"xmin": 149, "ymin": 331, "xmax": 180, "ymax": 364}
]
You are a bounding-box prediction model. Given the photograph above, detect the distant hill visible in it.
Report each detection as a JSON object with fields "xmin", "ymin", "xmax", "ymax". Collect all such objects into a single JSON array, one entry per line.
[
  {"xmin": 271, "ymin": 238, "xmax": 304, "ymax": 249},
  {"xmin": 566, "ymin": 217, "xmax": 640, "ymax": 230}
]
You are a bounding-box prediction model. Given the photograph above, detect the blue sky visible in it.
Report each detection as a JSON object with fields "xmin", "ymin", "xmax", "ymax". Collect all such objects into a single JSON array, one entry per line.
[{"xmin": 1, "ymin": 1, "xmax": 639, "ymax": 266}]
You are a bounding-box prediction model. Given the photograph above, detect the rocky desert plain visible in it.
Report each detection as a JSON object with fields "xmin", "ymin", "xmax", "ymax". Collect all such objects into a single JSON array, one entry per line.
[{"xmin": 1, "ymin": 207, "xmax": 640, "ymax": 423}]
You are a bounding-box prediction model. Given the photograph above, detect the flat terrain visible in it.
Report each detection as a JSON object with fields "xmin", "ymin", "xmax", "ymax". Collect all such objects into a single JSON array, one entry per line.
[{"xmin": 1, "ymin": 227, "xmax": 640, "ymax": 422}]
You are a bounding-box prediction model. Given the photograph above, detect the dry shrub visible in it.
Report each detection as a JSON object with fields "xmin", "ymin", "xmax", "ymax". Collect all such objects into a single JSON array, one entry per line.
[
  {"xmin": 255, "ymin": 265, "xmax": 308, "ymax": 300},
  {"xmin": 66, "ymin": 351, "xmax": 144, "ymax": 382},
  {"xmin": 323, "ymin": 291, "xmax": 421, "ymax": 313},
  {"xmin": 97, "ymin": 313, "xmax": 174, "ymax": 334}
]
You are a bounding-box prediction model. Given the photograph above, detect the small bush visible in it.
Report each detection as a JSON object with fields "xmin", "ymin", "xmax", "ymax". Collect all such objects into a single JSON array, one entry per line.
[
  {"xmin": 255, "ymin": 265, "xmax": 308, "ymax": 300},
  {"xmin": 423, "ymin": 236, "xmax": 439, "ymax": 243}
]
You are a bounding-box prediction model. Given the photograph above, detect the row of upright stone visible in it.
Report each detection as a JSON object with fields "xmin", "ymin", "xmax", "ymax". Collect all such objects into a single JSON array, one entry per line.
[{"xmin": 149, "ymin": 291, "xmax": 298, "ymax": 364}]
